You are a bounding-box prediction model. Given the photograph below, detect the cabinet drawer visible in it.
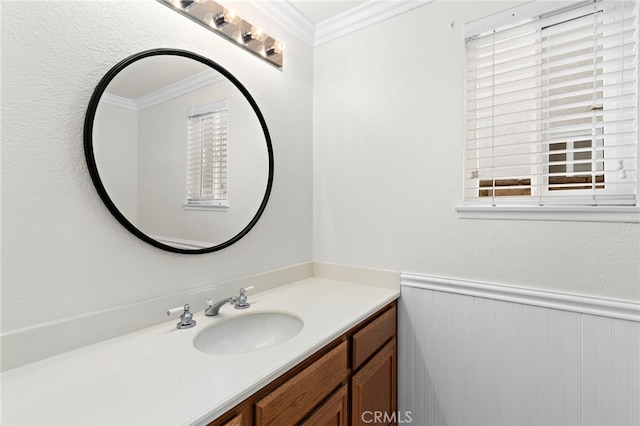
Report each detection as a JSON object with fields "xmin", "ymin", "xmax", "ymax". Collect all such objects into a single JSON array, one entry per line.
[
  {"xmin": 351, "ymin": 305, "xmax": 396, "ymax": 370},
  {"xmin": 255, "ymin": 341, "xmax": 348, "ymax": 426}
]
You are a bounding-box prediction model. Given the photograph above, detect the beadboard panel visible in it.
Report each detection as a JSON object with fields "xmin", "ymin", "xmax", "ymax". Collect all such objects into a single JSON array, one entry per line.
[{"xmin": 398, "ymin": 278, "xmax": 640, "ymax": 426}]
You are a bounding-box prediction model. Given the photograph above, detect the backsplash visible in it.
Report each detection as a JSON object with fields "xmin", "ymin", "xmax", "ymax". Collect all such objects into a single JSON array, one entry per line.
[
  {"xmin": 1, "ymin": 262, "xmax": 399, "ymax": 371},
  {"xmin": 1, "ymin": 263, "xmax": 313, "ymax": 371}
]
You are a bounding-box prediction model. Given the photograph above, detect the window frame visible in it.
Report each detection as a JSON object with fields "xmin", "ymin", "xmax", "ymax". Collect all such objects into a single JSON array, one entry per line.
[
  {"xmin": 184, "ymin": 99, "xmax": 230, "ymax": 211},
  {"xmin": 458, "ymin": 0, "xmax": 639, "ymax": 223}
]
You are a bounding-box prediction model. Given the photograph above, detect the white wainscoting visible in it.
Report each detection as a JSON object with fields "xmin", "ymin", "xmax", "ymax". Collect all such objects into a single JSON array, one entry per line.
[{"xmin": 398, "ymin": 274, "xmax": 640, "ymax": 426}]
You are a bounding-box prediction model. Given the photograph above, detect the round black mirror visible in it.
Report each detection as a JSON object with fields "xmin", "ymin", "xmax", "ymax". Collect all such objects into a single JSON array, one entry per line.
[{"xmin": 84, "ymin": 49, "xmax": 273, "ymax": 254}]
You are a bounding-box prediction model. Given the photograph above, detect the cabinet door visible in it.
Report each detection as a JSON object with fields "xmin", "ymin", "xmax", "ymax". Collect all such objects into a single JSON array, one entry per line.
[
  {"xmin": 301, "ymin": 385, "xmax": 348, "ymax": 426},
  {"xmin": 351, "ymin": 339, "xmax": 397, "ymax": 426},
  {"xmin": 255, "ymin": 341, "xmax": 348, "ymax": 426}
]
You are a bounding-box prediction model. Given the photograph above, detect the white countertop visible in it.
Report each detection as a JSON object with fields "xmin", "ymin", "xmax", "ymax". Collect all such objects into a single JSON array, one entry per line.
[{"xmin": 1, "ymin": 278, "xmax": 399, "ymax": 425}]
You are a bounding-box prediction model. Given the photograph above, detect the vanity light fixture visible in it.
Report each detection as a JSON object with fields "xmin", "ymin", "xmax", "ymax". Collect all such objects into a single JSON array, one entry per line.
[
  {"xmin": 157, "ymin": 0, "xmax": 283, "ymax": 68},
  {"xmin": 179, "ymin": 0, "xmax": 197, "ymax": 11}
]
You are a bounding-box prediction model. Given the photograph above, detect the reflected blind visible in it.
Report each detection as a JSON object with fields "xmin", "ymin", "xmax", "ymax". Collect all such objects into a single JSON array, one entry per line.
[
  {"xmin": 186, "ymin": 100, "xmax": 228, "ymax": 205},
  {"xmin": 465, "ymin": 0, "xmax": 637, "ymax": 206}
]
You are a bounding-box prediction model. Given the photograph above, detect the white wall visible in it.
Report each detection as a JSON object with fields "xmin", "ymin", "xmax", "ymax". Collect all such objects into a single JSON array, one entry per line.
[
  {"xmin": 313, "ymin": 1, "xmax": 640, "ymax": 302},
  {"xmin": 1, "ymin": 0, "xmax": 313, "ymax": 333}
]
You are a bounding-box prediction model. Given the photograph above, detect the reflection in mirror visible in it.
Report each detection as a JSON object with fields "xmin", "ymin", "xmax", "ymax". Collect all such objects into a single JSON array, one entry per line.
[{"xmin": 85, "ymin": 50, "xmax": 273, "ymax": 254}]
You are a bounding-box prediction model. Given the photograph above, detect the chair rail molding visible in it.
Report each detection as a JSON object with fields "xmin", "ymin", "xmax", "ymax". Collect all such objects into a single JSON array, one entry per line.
[{"xmin": 401, "ymin": 273, "xmax": 640, "ymax": 322}]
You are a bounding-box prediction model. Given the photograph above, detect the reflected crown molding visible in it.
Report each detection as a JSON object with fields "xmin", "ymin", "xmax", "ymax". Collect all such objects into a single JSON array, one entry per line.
[
  {"xmin": 101, "ymin": 70, "xmax": 225, "ymax": 111},
  {"xmin": 100, "ymin": 93, "xmax": 138, "ymax": 111},
  {"xmin": 254, "ymin": 0, "xmax": 434, "ymax": 47}
]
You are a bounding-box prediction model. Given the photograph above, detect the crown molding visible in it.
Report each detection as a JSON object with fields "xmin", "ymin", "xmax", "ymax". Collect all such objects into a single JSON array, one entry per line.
[
  {"xmin": 252, "ymin": 0, "xmax": 434, "ymax": 47},
  {"xmin": 252, "ymin": 1, "xmax": 316, "ymax": 46},
  {"xmin": 315, "ymin": 0, "xmax": 434, "ymax": 46}
]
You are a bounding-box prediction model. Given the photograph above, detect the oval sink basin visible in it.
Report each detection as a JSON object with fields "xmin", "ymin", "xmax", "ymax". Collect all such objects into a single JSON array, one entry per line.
[{"xmin": 194, "ymin": 312, "xmax": 303, "ymax": 355}]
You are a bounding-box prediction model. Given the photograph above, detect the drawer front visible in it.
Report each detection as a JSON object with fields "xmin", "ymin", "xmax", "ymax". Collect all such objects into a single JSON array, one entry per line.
[
  {"xmin": 351, "ymin": 305, "xmax": 396, "ymax": 370},
  {"xmin": 255, "ymin": 341, "xmax": 348, "ymax": 426}
]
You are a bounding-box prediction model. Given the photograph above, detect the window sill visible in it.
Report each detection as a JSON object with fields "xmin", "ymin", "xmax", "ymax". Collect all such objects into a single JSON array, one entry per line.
[
  {"xmin": 183, "ymin": 202, "xmax": 229, "ymax": 211},
  {"xmin": 455, "ymin": 205, "xmax": 640, "ymax": 223}
]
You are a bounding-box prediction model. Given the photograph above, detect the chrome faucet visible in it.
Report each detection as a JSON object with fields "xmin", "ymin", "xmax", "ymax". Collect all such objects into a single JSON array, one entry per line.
[
  {"xmin": 205, "ymin": 296, "xmax": 236, "ymax": 316},
  {"xmin": 205, "ymin": 287, "xmax": 253, "ymax": 316},
  {"xmin": 166, "ymin": 304, "xmax": 196, "ymax": 329}
]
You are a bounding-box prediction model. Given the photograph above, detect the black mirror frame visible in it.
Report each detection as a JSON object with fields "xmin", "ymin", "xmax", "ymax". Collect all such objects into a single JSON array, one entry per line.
[{"xmin": 83, "ymin": 48, "xmax": 274, "ymax": 254}]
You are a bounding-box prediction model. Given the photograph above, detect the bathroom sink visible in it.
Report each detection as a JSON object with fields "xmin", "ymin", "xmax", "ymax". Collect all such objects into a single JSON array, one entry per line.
[{"xmin": 193, "ymin": 312, "xmax": 303, "ymax": 355}]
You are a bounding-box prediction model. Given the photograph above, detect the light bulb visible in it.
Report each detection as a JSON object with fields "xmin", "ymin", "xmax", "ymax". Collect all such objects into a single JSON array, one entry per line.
[
  {"xmin": 251, "ymin": 26, "xmax": 268, "ymax": 42},
  {"xmin": 266, "ymin": 40, "xmax": 284, "ymax": 56},
  {"xmin": 211, "ymin": 8, "xmax": 239, "ymax": 28},
  {"xmin": 242, "ymin": 26, "xmax": 268, "ymax": 44}
]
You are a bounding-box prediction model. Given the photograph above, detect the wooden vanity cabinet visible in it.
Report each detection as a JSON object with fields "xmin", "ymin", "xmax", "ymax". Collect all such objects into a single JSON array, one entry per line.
[{"xmin": 209, "ymin": 301, "xmax": 397, "ymax": 426}]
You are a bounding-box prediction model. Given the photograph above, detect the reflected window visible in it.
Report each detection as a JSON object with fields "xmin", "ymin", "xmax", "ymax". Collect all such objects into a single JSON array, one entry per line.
[{"xmin": 186, "ymin": 100, "xmax": 229, "ymax": 209}]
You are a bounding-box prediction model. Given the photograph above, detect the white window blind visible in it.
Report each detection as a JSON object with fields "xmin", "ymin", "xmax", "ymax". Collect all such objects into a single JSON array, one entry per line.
[
  {"xmin": 186, "ymin": 100, "xmax": 228, "ymax": 207},
  {"xmin": 464, "ymin": 0, "xmax": 637, "ymax": 208}
]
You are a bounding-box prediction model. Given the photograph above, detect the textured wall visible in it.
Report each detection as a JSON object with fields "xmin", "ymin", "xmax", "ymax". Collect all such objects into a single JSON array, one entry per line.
[
  {"xmin": 1, "ymin": 0, "xmax": 313, "ymax": 332},
  {"xmin": 312, "ymin": 1, "xmax": 640, "ymax": 301}
]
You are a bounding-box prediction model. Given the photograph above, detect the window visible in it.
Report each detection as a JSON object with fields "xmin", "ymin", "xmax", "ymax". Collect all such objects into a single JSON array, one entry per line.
[
  {"xmin": 461, "ymin": 1, "xmax": 638, "ymax": 222},
  {"xmin": 185, "ymin": 100, "xmax": 228, "ymax": 210}
]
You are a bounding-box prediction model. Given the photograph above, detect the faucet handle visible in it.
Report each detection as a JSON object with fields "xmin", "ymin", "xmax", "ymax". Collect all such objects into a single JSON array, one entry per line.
[
  {"xmin": 167, "ymin": 304, "xmax": 196, "ymax": 329},
  {"xmin": 167, "ymin": 306, "xmax": 185, "ymax": 316},
  {"xmin": 235, "ymin": 286, "xmax": 253, "ymax": 309}
]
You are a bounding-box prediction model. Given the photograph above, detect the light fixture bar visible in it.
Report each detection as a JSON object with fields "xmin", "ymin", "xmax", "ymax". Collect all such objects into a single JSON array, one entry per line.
[{"xmin": 157, "ymin": 0, "xmax": 283, "ymax": 68}]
